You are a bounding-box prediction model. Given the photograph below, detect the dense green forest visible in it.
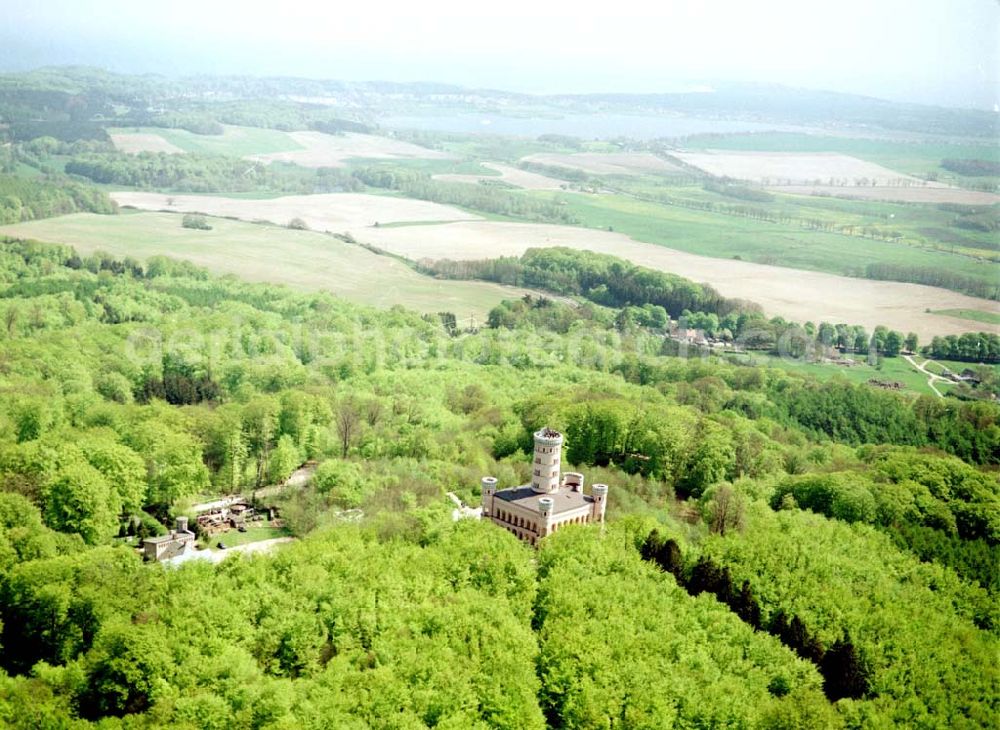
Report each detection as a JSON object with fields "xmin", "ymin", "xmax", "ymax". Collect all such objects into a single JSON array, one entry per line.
[
  {"xmin": 0, "ymin": 174, "xmax": 115, "ymax": 224},
  {"xmin": 0, "ymin": 64, "xmax": 998, "ymax": 729},
  {"xmin": 0, "ymin": 239, "xmax": 996, "ymax": 726}
]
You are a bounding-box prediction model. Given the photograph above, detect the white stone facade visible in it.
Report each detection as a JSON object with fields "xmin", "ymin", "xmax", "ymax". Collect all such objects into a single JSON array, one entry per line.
[{"xmin": 482, "ymin": 427, "xmax": 608, "ymax": 546}]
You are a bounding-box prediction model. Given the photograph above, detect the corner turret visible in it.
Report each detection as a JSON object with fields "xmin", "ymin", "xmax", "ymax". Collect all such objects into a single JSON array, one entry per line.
[
  {"xmin": 481, "ymin": 476, "xmax": 498, "ymax": 517},
  {"xmin": 591, "ymin": 484, "xmax": 608, "ymax": 524},
  {"xmin": 538, "ymin": 496, "xmax": 554, "ymax": 535}
]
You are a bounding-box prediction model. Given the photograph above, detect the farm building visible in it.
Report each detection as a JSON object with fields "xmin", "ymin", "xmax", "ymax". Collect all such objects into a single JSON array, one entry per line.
[
  {"xmin": 481, "ymin": 427, "xmax": 608, "ymax": 546},
  {"xmin": 143, "ymin": 516, "xmax": 195, "ymax": 561},
  {"xmin": 196, "ymin": 500, "xmax": 256, "ymax": 535}
]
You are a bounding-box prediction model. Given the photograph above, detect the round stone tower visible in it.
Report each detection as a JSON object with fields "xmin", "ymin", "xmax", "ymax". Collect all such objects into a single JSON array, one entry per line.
[
  {"xmin": 481, "ymin": 476, "xmax": 498, "ymax": 516},
  {"xmin": 591, "ymin": 483, "xmax": 608, "ymax": 523},
  {"xmin": 531, "ymin": 427, "xmax": 564, "ymax": 494}
]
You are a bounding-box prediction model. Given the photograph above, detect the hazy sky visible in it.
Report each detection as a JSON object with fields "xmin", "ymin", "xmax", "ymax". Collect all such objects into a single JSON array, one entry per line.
[{"xmin": 3, "ymin": 0, "xmax": 998, "ymax": 109}]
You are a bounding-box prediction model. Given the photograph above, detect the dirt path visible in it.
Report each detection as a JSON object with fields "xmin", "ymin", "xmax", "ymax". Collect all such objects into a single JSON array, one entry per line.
[
  {"xmin": 191, "ymin": 464, "xmax": 317, "ymax": 511},
  {"xmin": 253, "ymin": 463, "xmax": 317, "ymax": 500},
  {"xmin": 904, "ymin": 354, "xmax": 947, "ymax": 398}
]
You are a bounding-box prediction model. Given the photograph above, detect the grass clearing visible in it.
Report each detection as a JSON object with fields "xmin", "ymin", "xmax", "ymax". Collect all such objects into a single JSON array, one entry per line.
[
  {"xmin": 0, "ymin": 212, "xmax": 546, "ymax": 319},
  {"xmin": 931, "ymin": 308, "xmax": 1000, "ymax": 326},
  {"xmin": 210, "ymin": 524, "xmax": 291, "ymax": 549},
  {"xmin": 724, "ymin": 351, "xmax": 936, "ymax": 395}
]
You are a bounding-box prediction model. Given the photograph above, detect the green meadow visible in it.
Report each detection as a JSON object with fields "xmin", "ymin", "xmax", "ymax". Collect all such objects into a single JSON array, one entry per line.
[
  {"xmin": 725, "ymin": 350, "xmax": 937, "ymax": 396},
  {"xmin": 548, "ymin": 190, "xmax": 997, "ymax": 287},
  {"xmin": 932, "ymin": 308, "xmax": 1000, "ymax": 326}
]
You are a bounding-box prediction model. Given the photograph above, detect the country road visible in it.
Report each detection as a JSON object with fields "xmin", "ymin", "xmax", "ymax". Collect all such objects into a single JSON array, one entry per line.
[
  {"xmin": 903, "ymin": 354, "xmax": 946, "ymax": 398},
  {"xmin": 163, "ymin": 537, "xmax": 295, "ymax": 566},
  {"xmin": 191, "ymin": 463, "xmax": 317, "ymax": 513}
]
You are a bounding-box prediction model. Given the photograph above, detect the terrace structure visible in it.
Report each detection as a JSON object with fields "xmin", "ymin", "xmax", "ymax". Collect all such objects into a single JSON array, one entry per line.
[{"xmin": 481, "ymin": 427, "xmax": 608, "ymax": 546}]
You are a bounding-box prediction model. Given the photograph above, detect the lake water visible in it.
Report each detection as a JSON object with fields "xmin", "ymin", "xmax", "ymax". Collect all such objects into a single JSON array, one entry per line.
[{"xmin": 377, "ymin": 112, "xmax": 822, "ymax": 140}]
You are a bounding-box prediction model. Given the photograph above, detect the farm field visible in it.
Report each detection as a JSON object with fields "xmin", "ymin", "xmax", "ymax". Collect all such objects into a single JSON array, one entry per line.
[
  {"xmin": 107, "ymin": 126, "xmax": 452, "ymax": 168},
  {"xmin": 350, "ymin": 218, "xmax": 997, "ymax": 338},
  {"xmin": 676, "ymin": 131, "xmax": 1000, "ymax": 187},
  {"xmin": 520, "ymin": 152, "xmax": 686, "ymax": 176},
  {"xmin": 0, "ymin": 212, "xmax": 542, "ymax": 319},
  {"xmin": 103, "ymin": 189, "xmax": 1000, "ymax": 335},
  {"xmin": 558, "ymin": 192, "xmax": 997, "ymax": 288},
  {"xmin": 107, "ymin": 131, "xmax": 185, "ymax": 154},
  {"xmin": 110, "ymin": 191, "xmax": 481, "ymax": 230},
  {"xmin": 247, "ymin": 130, "xmax": 454, "ymax": 167},
  {"xmin": 769, "ymin": 184, "xmax": 1000, "ymax": 205},
  {"xmin": 107, "ymin": 125, "xmax": 304, "ymax": 157},
  {"xmin": 673, "ymin": 150, "xmax": 937, "ymax": 186},
  {"xmin": 433, "ymin": 162, "xmax": 567, "ymax": 190},
  {"xmin": 605, "ymin": 177, "xmax": 999, "ymax": 262}
]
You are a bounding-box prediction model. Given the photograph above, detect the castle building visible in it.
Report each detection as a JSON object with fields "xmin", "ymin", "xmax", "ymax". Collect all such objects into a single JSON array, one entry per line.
[{"xmin": 481, "ymin": 427, "xmax": 608, "ymax": 546}]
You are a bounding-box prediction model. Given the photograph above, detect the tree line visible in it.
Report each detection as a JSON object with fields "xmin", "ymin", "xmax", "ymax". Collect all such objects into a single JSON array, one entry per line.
[
  {"xmin": 865, "ymin": 262, "xmax": 999, "ymax": 300},
  {"xmin": 64, "ymin": 152, "xmax": 363, "ymax": 194},
  {"xmin": 421, "ymin": 246, "xmax": 757, "ymax": 319},
  {"xmin": 353, "ymin": 166, "xmax": 578, "ymax": 224},
  {"xmin": 925, "ymin": 332, "xmax": 1000, "ymax": 363}
]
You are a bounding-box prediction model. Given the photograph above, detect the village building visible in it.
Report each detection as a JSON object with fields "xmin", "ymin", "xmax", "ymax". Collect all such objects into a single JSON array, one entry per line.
[
  {"xmin": 142, "ymin": 516, "xmax": 195, "ymax": 561},
  {"xmin": 481, "ymin": 427, "xmax": 608, "ymax": 546}
]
